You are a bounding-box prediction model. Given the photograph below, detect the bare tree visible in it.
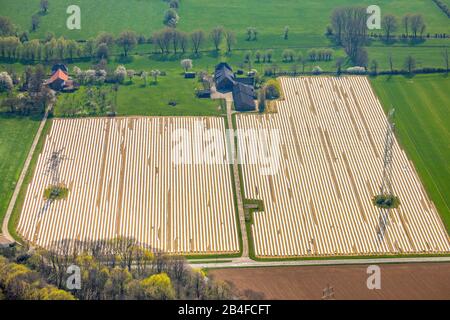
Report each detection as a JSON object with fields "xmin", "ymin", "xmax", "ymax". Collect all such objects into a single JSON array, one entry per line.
[
  {"xmin": 210, "ymin": 26, "xmax": 224, "ymax": 51},
  {"xmin": 179, "ymin": 31, "xmax": 188, "ymax": 53},
  {"xmin": 402, "ymin": 14, "xmax": 412, "ymax": 37},
  {"xmin": 40, "ymin": 0, "xmax": 49, "ymax": 13},
  {"xmin": 191, "ymin": 30, "xmax": 205, "ymax": 54},
  {"xmin": 224, "ymin": 30, "xmax": 236, "ymax": 52},
  {"xmin": 388, "ymin": 52, "xmax": 394, "ymax": 72},
  {"xmin": 404, "ymin": 55, "xmax": 416, "ymax": 74},
  {"xmin": 442, "ymin": 47, "xmax": 449, "ymax": 73},
  {"xmin": 382, "ymin": 14, "xmax": 397, "ymax": 42},
  {"xmin": 410, "ymin": 14, "xmax": 425, "ymax": 39}
]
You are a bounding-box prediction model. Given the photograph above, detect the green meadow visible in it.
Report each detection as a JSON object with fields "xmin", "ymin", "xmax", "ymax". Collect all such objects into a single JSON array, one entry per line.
[
  {"xmin": 371, "ymin": 74, "xmax": 450, "ymax": 232},
  {"xmin": 0, "ymin": 116, "xmax": 40, "ymax": 225}
]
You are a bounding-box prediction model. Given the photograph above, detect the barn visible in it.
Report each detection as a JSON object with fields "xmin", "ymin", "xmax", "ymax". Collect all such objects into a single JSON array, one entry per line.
[
  {"xmin": 214, "ymin": 62, "xmax": 235, "ymax": 92},
  {"xmin": 232, "ymin": 82, "xmax": 256, "ymax": 112}
]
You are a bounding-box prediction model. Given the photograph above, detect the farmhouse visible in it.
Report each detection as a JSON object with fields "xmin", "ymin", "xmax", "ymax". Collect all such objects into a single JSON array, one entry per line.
[
  {"xmin": 214, "ymin": 62, "xmax": 235, "ymax": 92},
  {"xmin": 214, "ymin": 63, "xmax": 256, "ymax": 111},
  {"xmin": 232, "ymin": 82, "xmax": 256, "ymax": 112},
  {"xmin": 45, "ymin": 64, "xmax": 77, "ymax": 92}
]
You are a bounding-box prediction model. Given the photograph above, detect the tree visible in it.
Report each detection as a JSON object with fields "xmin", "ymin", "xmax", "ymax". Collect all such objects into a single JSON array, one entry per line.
[
  {"xmin": 31, "ymin": 15, "xmax": 41, "ymax": 32},
  {"xmin": 141, "ymin": 273, "xmax": 175, "ymax": 300},
  {"xmin": 181, "ymin": 59, "xmax": 193, "ymax": 72},
  {"xmin": 298, "ymin": 52, "xmax": 306, "ymax": 72},
  {"xmin": 255, "ymin": 50, "xmax": 262, "ymax": 63},
  {"xmin": 96, "ymin": 43, "xmax": 109, "ymax": 60},
  {"xmin": 370, "ymin": 59, "xmax": 379, "ymax": 75},
  {"xmin": 404, "ymin": 55, "xmax": 416, "ymax": 74},
  {"xmin": 0, "ymin": 16, "xmax": 15, "ymax": 36},
  {"xmin": 442, "ymin": 47, "xmax": 449, "ymax": 73},
  {"xmin": 335, "ymin": 57, "xmax": 344, "ymax": 75},
  {"xmin": 38, "ymin": 287, "xmax": 76, "ymax": 300},
  {"xmin": 402, "ymin": 14, "xmax": 412, "ymax": 37},
  {"xmin": 40, "ymin": 0, "xmax": 49, "ymax": 13},
  {"xmin": 171, "ymin": 29, "xmax": 183, "ymax": 53},
  {"xmin": 151, "ymin": 70, "xmax": 161, "ymax": 83},
  {"xmin": 141, "ymin": 71, "xmax": 149, "ymax": 86},
  {"xmin": 282, "ymin": 49, "xmax": 295, "ymax": 62},
  {"xmin": 169, "ymin": 0, "xmax": 179, "ymax": 9},
  {"xmin": 284, "ymin": 26, "xmax": 289, "ymax": 40},
  {"xmin": 210, "ymin": 26, "xmax": 224, "ymax": 51},
  {"xmin": 190, "ymin": 30, "xmax": 205, "ymax": 54},
  {"xmin": 164, "ymin": 9, "xmax": 179, "ymax": 28},
  {"xmin": 66, "ymin": 40, "xmax": 78, "ymax": 60},
  {"xmin": 265, "ymin": 79, "xmax": 281, "ymax": 100},
  {"xmin": 224, "ymin": 30, "xmax": 236, "ymax": 52},
  {"xmin": 0, "ymin": 72, "xmax": 13, "ymax": 92},
  {"xmin": 127, "ymin": 70, "xmax": 135, "ymax": 83},
  {"xmin": 246, "ymin": 27, "xmax": 258, "ymax": 41},
  {"xmin": 117, "ymin": 31, "xmax": 137, "ymax": 56},
  {"xmin": 330, "ymin": 6, "xmax": 368, "ymax": 62},
  {"xmin": 258, "ymin": 86, "xmax": 266, "ymax": 113},
  {"xmin": 355, "ymin": 47, "xmax": 368, "ymax": 67},
  {"xmin": 179, "ymin": 31, "xmax": 188, "ymax": 53},
  {"xmin": 265, "ymin": 49, "xmax": 274, "ymax": 63},
  {"xmin": 96, "ymin": 32, "xmax": 115, "ymax": 48},
  {"xmin": 388, "ymin": 52, "xmax": 394, "ymax": 72},
  {"xmin": 382, "ymin": 14, "xmax": 397, "ymax": 42},
  {"xmin": 410, "ymin": 14, "xmax": 425, "ymax": 39},
  {"xmin": 115, "ymin": 65, "xmax": 127, "ymax": 84}
]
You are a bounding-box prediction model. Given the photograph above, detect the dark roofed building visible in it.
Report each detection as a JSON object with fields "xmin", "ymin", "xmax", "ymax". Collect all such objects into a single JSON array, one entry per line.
[
  {"xmin": 215, "ymin": 62, "xmax": 235, "ymax": 92},
  {"xmin": 235, "ymin": 77, "xmax": 255, "ymax": 86},
  {"xmin": 51, "ymin": 64, "xmax": 68, "ymax": 75},
  {"xmin": 232, "ymin": 82, "xmax": 256, "ymax": 112}
]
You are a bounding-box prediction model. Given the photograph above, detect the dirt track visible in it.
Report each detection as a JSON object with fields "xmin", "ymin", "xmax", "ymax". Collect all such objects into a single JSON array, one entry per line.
[{"xmin": 210, "ymin": 263, "xmax": 450, "ymax": 300}]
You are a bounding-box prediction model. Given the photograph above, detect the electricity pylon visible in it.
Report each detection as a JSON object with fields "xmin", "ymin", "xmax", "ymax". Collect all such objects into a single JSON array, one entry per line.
[{"xmin": 377, "ymin": 109, "xmax": 395, "ymax": 240}]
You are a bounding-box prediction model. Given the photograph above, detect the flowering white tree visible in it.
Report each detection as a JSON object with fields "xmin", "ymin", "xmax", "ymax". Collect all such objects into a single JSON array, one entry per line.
[
  {"xmin": 181, "ymin": 59, "xmax": 193, "ymax": 72},
  {"xmin": 127, "ymin": 69, "xmax": 135, "ymax": 83},
  {"xmin": 115, "ymin": 65, "xmax": 127, "ymax": 84},
  {"xmin": 141, "ymin": 71, "xmax": 149, "ymax": 86},
  {"xmin": 0, "ymin": 72, "xmax": 13, "ymax": 92},
  {"xmin": 151, "ymin": 70, "xmax": 161, "ymax": 83}
]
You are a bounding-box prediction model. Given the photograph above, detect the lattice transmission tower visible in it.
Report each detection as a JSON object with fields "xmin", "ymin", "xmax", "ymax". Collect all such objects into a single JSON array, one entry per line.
[{"xmin": 377, "ymin": 109, "xmax": 396, "ymax": 240}]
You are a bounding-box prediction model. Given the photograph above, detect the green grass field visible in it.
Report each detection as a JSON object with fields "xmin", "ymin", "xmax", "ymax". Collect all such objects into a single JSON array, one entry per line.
[
  {"xmin": 371, "ymin": 74, "xmax": 450, "ymax": 232},
  {"xmin": 54, "ymin": 75, "xmax": 224, "ymax": 117},
  {"xmin": 1, "ymin": 0, "xmax": 448, "ymax": 40},
  {"xmin": 0, "ymin": 116, "xmax": 40, "ymax": 225}
]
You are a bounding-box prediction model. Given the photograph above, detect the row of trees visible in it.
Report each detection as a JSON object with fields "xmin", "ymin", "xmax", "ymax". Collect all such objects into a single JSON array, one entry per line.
[
  {"xmin": 153, "ymin": 27, "xmax": 237, "ymax": 55},
  {"xmin": 432, "ymin": 0, "xmax": 450, "ymax": 18},
  {"xmin": 0, "ymin": 239, "xmax": 263, "ymax": 300}
]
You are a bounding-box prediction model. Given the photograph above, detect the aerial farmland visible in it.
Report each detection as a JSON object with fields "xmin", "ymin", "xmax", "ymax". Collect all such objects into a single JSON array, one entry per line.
[
  {"xmin": 0, "ymin": 0, "xmax": 449, "ymax": 303},
  {"xmin": 237, "ymin": 77, "xmax": 450, "ymax": 257},
  {"xmin": 17, "ymin": 117, "xmax": 240, "ymax": 254}
]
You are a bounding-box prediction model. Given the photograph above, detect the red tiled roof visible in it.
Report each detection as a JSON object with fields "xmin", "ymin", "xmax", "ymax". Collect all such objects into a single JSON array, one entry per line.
[{"xmin": 47, "ymin": 69, "xmax": 69, "ymax": 84}]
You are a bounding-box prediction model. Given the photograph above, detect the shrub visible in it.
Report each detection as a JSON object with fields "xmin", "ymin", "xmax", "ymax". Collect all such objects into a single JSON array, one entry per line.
[
  {"xmin": 372, "ymin": 194, "xmax": 400, "ymax": 209},
  {"xmin": 0, "ymin": 72, "xmax": 13, "ymax": 92},
  {"xmin": 43, "ymin": 184, "xmax": 69, "ymax": 201},
  {"xmin": 265, "ymin": 79, "xmax": 281, "ymax": 100},
  {"xmin": 311, "ymin": 66, "xmax": 323, "ymax": 74},
  {"xmin": 346, "ymin": 66, "xmax": 366, "ymax": 74}
]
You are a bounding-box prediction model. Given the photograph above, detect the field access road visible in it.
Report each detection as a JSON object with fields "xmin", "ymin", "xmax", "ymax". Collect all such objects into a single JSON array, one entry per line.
[
  {"xmin": 189, "ymin": 256, "xmax": 450, "ymax": 269},
  {"xmin": 1, "ymin": 105, "xmax": 51, "ymax": 245},
  {"xmin": 225, "ymin": 98, "xmax": 249, "ymax": 258}
]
